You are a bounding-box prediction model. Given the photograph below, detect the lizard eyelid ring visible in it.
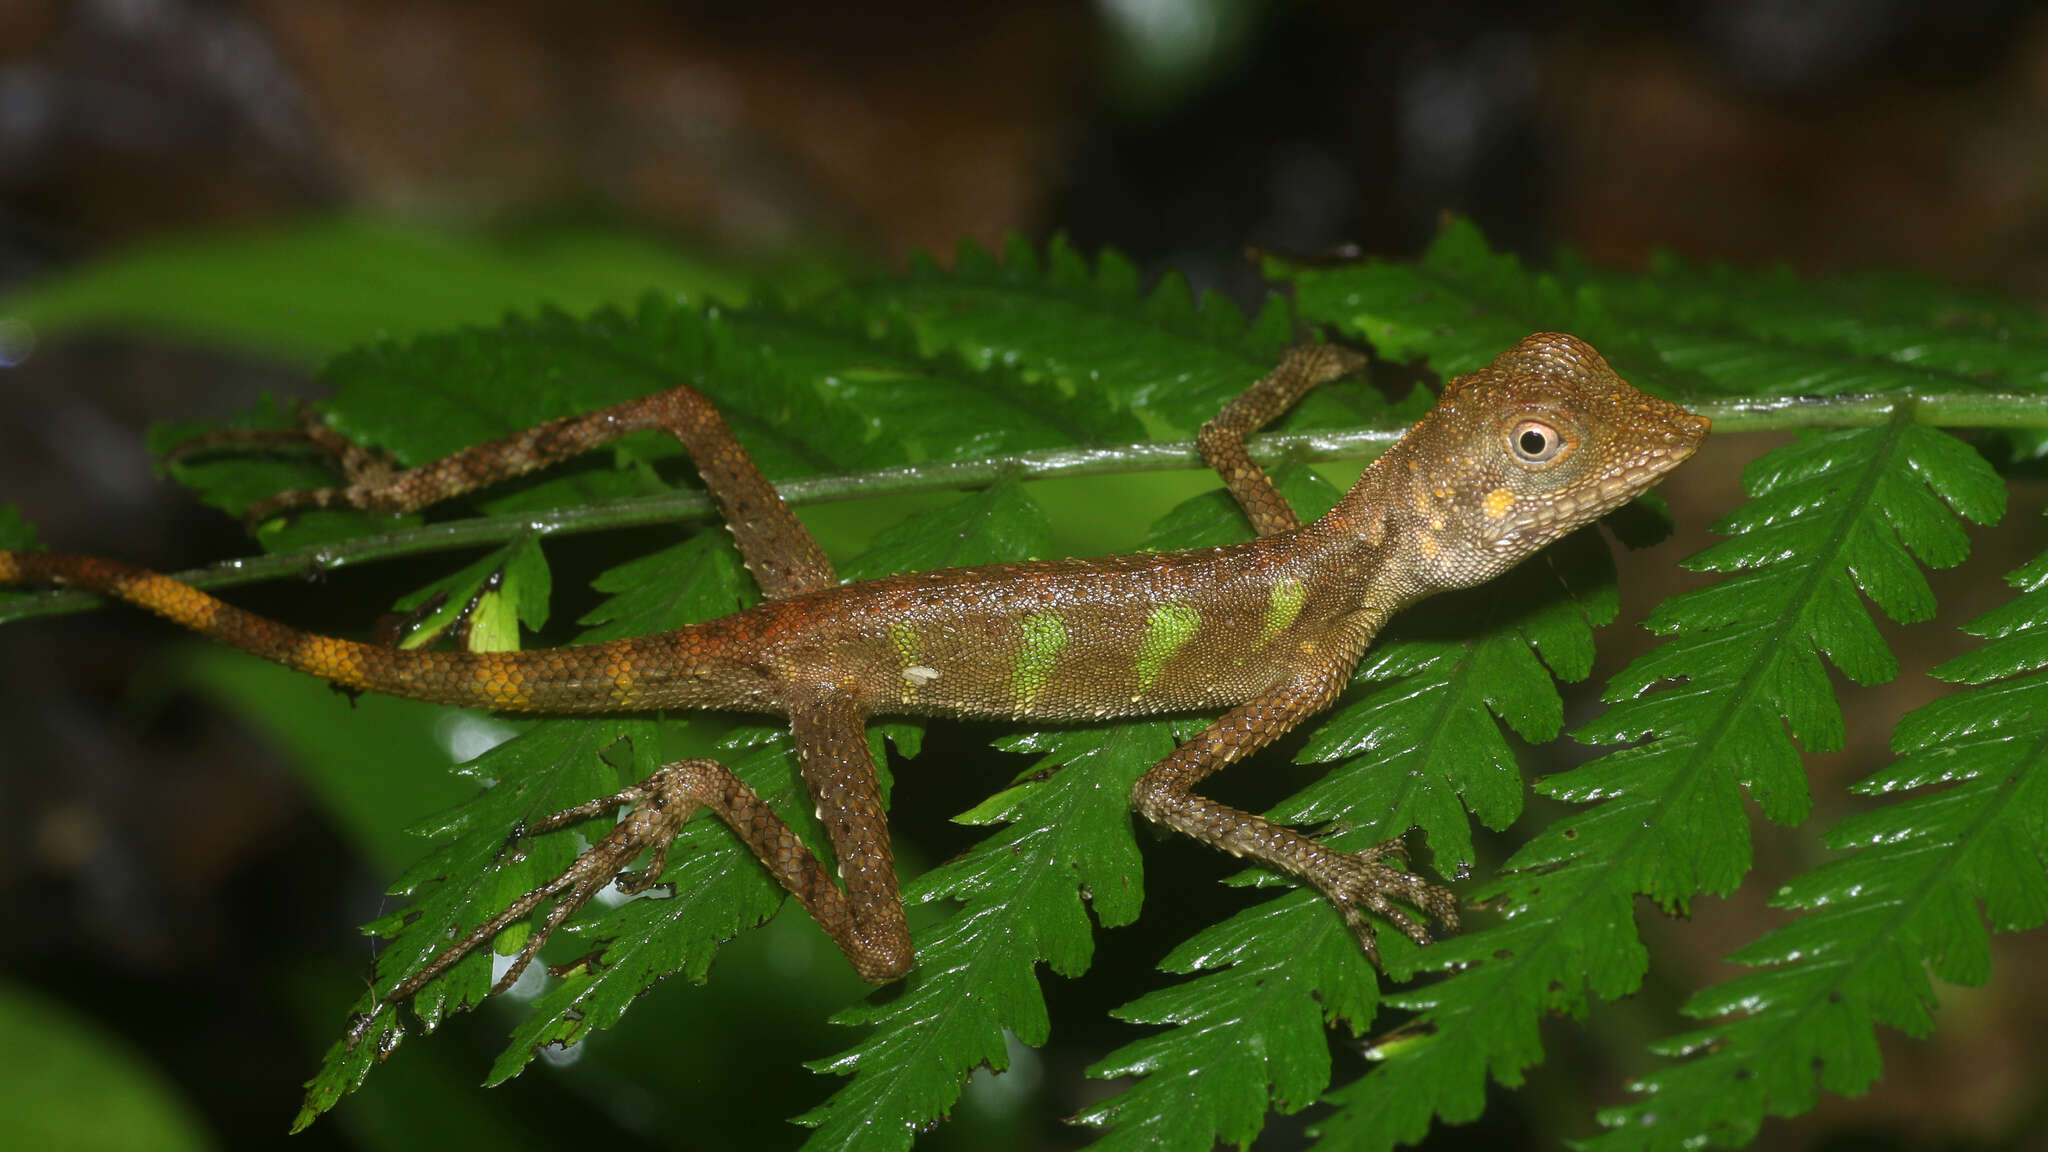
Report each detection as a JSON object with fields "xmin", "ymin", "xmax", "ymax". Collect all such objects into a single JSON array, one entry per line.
[{"xmin": 1508, "ymin": 417, "xmax": 1570, "ymax": 465}]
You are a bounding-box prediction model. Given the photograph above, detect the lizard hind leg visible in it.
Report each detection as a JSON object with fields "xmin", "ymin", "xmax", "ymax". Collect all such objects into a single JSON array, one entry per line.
[
  {"xmin": 386, "ymin": 716, "xmax": 916, "ymax": 1007},
  {"xmin": 183, "ymin": 383, "xmax": 839, "ymax": 599},
  {"xmin": 386, "ymin": 761, "xmax": 718, "ymax": 1004}
]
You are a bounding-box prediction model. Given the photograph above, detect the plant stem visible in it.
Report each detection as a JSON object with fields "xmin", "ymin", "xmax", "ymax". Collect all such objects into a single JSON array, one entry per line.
[{"xmin": 5, "ymin": 391, "xmax": 2046, "ymax": 624}]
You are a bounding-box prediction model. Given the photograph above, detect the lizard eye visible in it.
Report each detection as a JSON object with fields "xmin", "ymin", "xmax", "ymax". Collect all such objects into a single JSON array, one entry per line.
[{"xmin": 1508, "ymin": 419, "xmax": 1566, "ymax": 465}]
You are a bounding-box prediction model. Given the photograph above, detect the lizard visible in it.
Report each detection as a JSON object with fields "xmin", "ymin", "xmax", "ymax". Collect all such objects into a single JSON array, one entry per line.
[{"xmin": 0, "ymin": 331, "xmax": 1708, "ymax": 997}]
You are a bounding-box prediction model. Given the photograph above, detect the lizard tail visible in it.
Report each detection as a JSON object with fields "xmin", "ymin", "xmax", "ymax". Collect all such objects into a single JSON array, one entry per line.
[{"xmin": 0, "ymin": 550, "xmax": 719, "ymax": 714}]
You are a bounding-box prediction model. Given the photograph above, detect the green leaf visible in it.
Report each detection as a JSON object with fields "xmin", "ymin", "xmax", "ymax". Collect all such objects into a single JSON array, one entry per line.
[
  {"xmin": 0, "ymin": 217, "xmax": 764, "ymax": 362},
  {"xmin": 390, "ymin": 532, "xmax": 554, "ymax": 648},
  {"xmin": 797, "ymin": 719, "xmax": 1172, "ymax": 1151},
  {"xmin": 0, "ymin": 981, "xmax": 211, "ymax": 1152},
  {"xmin": 1076, "ymin": 504, "xmax": 1621, "ymax": 1152},
  {"xmin": 299, "ymin": 294, "xmax": 1142, "ymax": 515},
  {"xmin": 298, "ymin": 533, "xmax": 760, "ymax": 1128},
  {"xmin": 0, "ymin": 506, "xmax": 40, "ymax": 551},
  {"xmin": 847, "ymin": 234, "xmax": 1298, "ymax": 431},
  {"xmin": 575, "ymin": 532, "xmax": 758, "ymax": 644},
  {"xmin": 1269, "ymin": 221, "xmax": 2030, "ymax": 1151},
  {"xmin": 1284, "ymin": 215, "xmax": 2048, "ymax": 415},
  {"xmin": 1285, "ymin": 218, "xmax": 1592, "ymax": 379},
  {"xmin": 1583, "ymin": 515, "xmax": 2048, "ymax": 1149},
  {"xmin": 839, "ymin": 481, "xmax": 1055, "ymax": 580},
  {"xmin": 1077, "ymin": 890, "xmax": 1385, "ymax": 1151}
]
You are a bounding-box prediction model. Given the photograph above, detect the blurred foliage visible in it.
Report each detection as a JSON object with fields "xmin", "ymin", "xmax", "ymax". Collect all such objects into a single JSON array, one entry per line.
[
  {"xmin": 0, "ymin": 218, "xmax": 804, "ymax": 364},
  {"xmin": 0, "ymin": 980, "xmax": 213, "ymax": 1152}
]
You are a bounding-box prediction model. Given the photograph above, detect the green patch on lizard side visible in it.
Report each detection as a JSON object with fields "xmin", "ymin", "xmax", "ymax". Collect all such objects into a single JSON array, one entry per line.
[
  {"xmin": 1012, "ymin": 611, "xmax": 1070, "ymax": 707},
  {"xmin": 1135, "ymin": 601, "xmax": 1201, "ymax": 692},
  {"xmin": 887, "ymin": 622, "xmax": 922, "ymax": 669},
  {"xmin": 1262, "ymin": 575, "xmax": 1306, "ymax": 640}
]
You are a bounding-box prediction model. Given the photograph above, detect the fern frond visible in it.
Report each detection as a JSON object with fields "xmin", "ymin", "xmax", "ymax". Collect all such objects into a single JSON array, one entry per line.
[
  {"xmin": 1275, "ymin": 222, "xmax": 2017, "ymax": 1150},
  {"xmin": 794, "ymin": 718, "xmax": 1171, "ymax": 1151},
  {"xmin": 295, "ymin": 530, "xmax": 761, "ymax": 1126},
  {"xmin": 847, "ymin": 234, "xmax": 1299, "ymax": 430},
  {"xmin": 1076, "ymin": 517, "xmax": 1623, "ymax": 1150},
  {"xmin": 797, "ymin": 465, "xmax": 1360, "ymax": 1148},
  {"xmin": 1583, "ymin": 519, "xmax": 2048, "ymax": 1149},
  {"xmin": 18, "ymin": 223, "xmax": 2042, "ymax": 1147},
  {"xmin": 1310, "ymin": 414, "xmax": 2001, "ymax": 1151},
  {"xmin": 272, "ymin": 243, "xmax": 1407, "ymax": 1134},
  {"xmin": 1285, "ymin": 217, "xmax": 2048, "ymax": 414}
]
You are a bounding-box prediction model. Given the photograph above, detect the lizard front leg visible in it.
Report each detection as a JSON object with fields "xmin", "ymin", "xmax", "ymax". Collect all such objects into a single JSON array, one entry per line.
[
  {"xmin": 1130, "ymin": 654, "xmax": 1459, "ymax": 967},
  {"xmin": 1200, "ymin": 343, "xmax": 1368, "ymax": 536},
  {"xmin": 1177, "ymin": 345, "xmax": 1455, "ymax": 960},
  {"xmin": 169, "ymin": 404, "xmax": 406, "ymax": 499},
  {"xmin": 387, "ymin": 760, "xmax": 724, "ymax": 1003}
]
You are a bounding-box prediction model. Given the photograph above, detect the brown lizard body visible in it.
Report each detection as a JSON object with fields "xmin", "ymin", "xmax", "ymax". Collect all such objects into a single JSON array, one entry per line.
[{"xmin": 0, "ymin": 332, "xmax": 1707, "ymax": 992}]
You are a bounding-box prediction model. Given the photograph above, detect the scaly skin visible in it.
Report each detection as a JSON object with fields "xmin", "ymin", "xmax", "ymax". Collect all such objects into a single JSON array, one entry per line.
[{"xmin": 0, "ymin": 333, "xmax": 1707, "ymax": 992}]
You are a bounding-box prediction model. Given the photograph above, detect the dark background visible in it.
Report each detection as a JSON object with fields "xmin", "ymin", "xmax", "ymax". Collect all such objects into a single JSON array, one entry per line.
[{"xmin": 2, "ymin": 1, "xmax": 2046, "ymax": 1149}]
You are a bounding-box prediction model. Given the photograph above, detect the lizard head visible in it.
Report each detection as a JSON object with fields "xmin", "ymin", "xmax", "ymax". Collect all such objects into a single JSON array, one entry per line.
[{"xmin": 1368, "ymin": 331, "xmax": 1709, "ymax": 591}]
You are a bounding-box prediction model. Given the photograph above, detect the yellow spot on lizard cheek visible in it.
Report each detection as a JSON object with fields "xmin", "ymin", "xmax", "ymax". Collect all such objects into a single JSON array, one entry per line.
[
  {"xmin": 1418, "ymin": 533, "xmax": 1441, "ymax": 561},
  {"xmin": 1482, "ymin": 488, "xmax": 1516, "ymax": 519}
]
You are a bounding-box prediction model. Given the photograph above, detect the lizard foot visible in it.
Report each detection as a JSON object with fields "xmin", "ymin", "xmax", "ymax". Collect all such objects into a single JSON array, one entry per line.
[
  {"xmin": 384, "ymin": 764, "xmax": 703, "ymax": 1005},
  {"xmin": 166, "ymin": 407, "xmax": 404, "ymax": 528},
  {"xmin": 1315, "ymin": 838, "xmax": 1461, "ymax": 968}
]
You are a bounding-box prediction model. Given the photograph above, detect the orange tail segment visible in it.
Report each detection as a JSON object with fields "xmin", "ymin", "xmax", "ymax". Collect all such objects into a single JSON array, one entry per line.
[{"xmin": 0, "ymin": 550, "xmax": 687, "ymax": 714}]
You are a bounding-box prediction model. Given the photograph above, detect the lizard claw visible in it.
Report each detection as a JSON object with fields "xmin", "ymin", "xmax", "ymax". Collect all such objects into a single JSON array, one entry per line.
[
  {"xmin": 383, "ymin": 766, "xmax": 700, "ymax": 1005},
  {"xmin": 166, "ymin": 408, "xmax": 407, "ymax": 528},
  {"xmin": 1317, "ymin": 841, "xmax": 1460, "ymax": 968}
]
